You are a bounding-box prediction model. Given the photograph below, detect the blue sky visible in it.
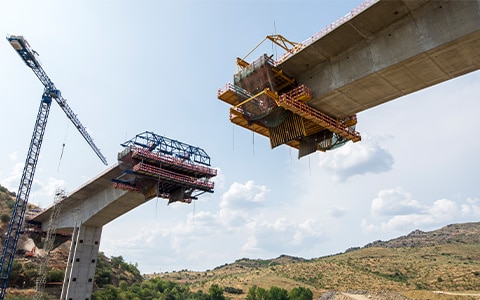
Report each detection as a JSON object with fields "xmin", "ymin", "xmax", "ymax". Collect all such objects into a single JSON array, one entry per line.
[{"xmin": 1, "ymin": 0, "xmax": 479, "ymax": 274}]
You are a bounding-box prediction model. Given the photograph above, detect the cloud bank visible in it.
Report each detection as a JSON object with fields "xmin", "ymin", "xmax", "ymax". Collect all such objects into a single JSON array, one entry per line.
[
  {"xmin": 363, "ymin": 187, "xmax": 480, "ymax": 233},
  {"xmin": 318, "ymin": 136, "xmax": 394, "ymax": 182},
  {"xmin": 104, "ymin": 180, "xmax": 325, "ymax": 272}
]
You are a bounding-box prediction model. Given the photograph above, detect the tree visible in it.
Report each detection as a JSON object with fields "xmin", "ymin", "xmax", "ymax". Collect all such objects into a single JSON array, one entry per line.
[
  {"xmin": 208, "ymin": 284, "xmax": 225, "ymax": 300},
  {"xmin": 268, "ymin": 286, "xmax": 288, "ymax": 300},
  {"xmin": 246, "ymin": 285, "xmax": 258, "ymax": 300},
  {"xmin": 1, "ymin": 213, "xmax": 10, "ymax": 224},
  {"xmin": 288, "ymin": 287, "xmax": 313, "ymax": 300},
  {"xmin": 95, "ymin": 267, "xmax": 113, "ymax": 287},
  {"xmin": 46, "ymin": 269, "xmax": 65, "ymax": 282},
  {"xmin": 247, "ymin": 285, "xmax": 268, "ymax": 300},
  {"xmin": 92, "ymin": 284, "xmax": 119, "ymax": 300}
]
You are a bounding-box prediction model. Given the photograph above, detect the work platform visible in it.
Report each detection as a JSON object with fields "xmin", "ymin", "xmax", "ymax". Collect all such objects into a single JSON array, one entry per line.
[
  {"xmin": 218, "ymin": 0, "xmax": 480, "ymax": 158},
  {"xmin": 218, "ymin": 54, "xmax": 360, "ymax": 158},
  {"xmin": 113, "ymin": 131, "xmax": 216, "ymax": 203}
]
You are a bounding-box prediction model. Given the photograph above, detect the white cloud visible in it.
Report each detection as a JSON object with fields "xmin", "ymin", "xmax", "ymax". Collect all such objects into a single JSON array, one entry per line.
[
  {"xmin": 428, "ymin": 199, "xmax": 458, "ymax": 220},
  {"xmin": 218, "ymin": 180, "xmax": 270, "ymax": 226},
  {"xmin": 328, "ymin": 206, "xmax": 347, "ymax": 218},
  {"xmin": 102, "ymin": 179, "xmax": 329, "ymax": 272},
  {"xmin": 461, "ymin": 198, "xmax": 480, "ymax": 215},
  {"xmin": 364, "ymin": 189, "xmax": 480, "ymax": 234},
  {"xmin": 318, "ymin": 135, "xmax": 394, "ymax": 182},
  {"xmin": 241, "ymin": 218, "xmax": 324, "ymax": 256},
  {"xmin": 371, "ymin": 188, "xmax": 424, "ymax": 217},
  {"xmin": 30, "ymin": 177, "xmax": 67, "ymax": 207},
  {"xmin": 0, "ymin": 162, "xmax": 23, "ymax": 192},
  {"xmin": 9, "ymin": 152, "xmax": 17, "ymax": 161},
  {"xmin": 220, "ymin": 180, "xmax": 269, "ymax": 209}
]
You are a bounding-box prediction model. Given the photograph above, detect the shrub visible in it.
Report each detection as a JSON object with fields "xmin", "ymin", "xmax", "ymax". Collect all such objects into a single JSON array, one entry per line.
[{"xmin": 1, "ymin": 214, "xmax": 10, "ymax": 224}]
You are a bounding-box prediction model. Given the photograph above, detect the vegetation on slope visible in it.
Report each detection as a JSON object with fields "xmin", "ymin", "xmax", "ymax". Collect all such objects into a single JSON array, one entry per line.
[
  {"xmin": 156, "ymin": 224, "xmax": 480, "ymax": 299},
  {"xmin": 1, "ymin": 184, "xmax": 480, "ymax": 299}
]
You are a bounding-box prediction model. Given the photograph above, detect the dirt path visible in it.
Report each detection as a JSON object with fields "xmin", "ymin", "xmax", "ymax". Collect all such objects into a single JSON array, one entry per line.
[
  {"xmin": 342, "ymin": 293, "xmax": 371, "ymax": 300},
  {"xmin": 434, "ymin": 291, "xmax": 480, "ymax": 297}
]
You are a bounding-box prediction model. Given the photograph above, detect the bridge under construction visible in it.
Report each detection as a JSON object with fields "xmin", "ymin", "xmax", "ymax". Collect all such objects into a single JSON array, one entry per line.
[
  {"xmin": 13, "ymin": 0, "xmax": 480, "ymax": 299},
  {"xmin": 27, "ymin": 132, "xmax": 217, "ymax": 299},
  {"xmin": 218, "ymin": 0, "xmax": 480, "ymax": 158}
]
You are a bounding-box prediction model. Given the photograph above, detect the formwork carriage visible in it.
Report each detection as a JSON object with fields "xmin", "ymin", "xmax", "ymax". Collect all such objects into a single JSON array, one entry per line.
[
  {"xmin": 218, "ymin": 50, "xmax": 360, "ymax": 158},
  {"xmin": 113, "ymin": 131, "xmax": 216, "ymax": 203}
]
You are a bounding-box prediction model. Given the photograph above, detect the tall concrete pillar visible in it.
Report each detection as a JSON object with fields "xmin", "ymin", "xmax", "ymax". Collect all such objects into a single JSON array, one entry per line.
[{"xmin": 60, "ymin": 225, "xmax": 102, "ymax": 300}]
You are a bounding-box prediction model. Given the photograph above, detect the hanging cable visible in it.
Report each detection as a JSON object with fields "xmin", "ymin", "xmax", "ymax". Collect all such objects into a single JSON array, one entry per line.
[
  {"xmin": 308, "ymin": 156, "xmax": 311, "ymax": 175},
  {"xmin": 57, "ymin": 143, "xmax": 66, "ymax": 173},
  {"xmin": 252, "ymin": 131, "xmax": 255, "ymax": 156},
  {"xmin": 57, "ymin": 123, "xmax": 70, "ymax": 172},
  {"xmin": 232, "ymin": 124, "xmax": 235, "ymax": 151},
  {"xmin": 273, "ymin": 21, "xmax": 278, "ymax": 60},
  {"xmin": 192, "ymin": 200, "xmax": 196, "ymax": 225}
]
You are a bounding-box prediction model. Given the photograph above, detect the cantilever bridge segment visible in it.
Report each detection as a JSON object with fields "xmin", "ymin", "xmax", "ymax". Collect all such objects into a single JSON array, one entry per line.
[
  {"xmin": 30, "ymin": 132, "xmax": 216, "ymax": 300},
  {"xmin": 23, "ymin": 0, "xmax": 480, "ymax": 298},
  {"xmin": 218, "ymin": 0, "xmax": 480, "ymax": 158}
]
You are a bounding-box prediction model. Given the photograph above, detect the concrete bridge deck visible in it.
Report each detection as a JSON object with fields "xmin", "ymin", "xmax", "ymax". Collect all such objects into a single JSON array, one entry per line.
[
  {"xmin": 278, "ymin": 0, "xmax": 480, "ymax": 119},
  {"xmin": 31, "ymin": 164, "xmax": 143, "ymax": 231}
]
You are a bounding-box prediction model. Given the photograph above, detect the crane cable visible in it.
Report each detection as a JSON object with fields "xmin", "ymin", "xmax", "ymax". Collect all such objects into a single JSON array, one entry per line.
[{"xmin": 57, "ymin": 123, "xmax": 70, "ymax": 172}]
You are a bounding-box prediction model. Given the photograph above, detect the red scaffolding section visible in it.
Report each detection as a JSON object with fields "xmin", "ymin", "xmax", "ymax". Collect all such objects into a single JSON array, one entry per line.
[{"xmin": 112, "ymin": 132, "xmax": 216, "ymax": 204}]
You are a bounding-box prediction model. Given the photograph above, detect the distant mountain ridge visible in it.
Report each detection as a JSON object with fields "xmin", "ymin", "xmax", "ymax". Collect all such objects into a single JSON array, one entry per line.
[
  {"xmin": 157, "ymin": 222, "xmax": 480, "ymax": 299},
  {"xmin": 363, "ymin": 222, "xmax": 480, "ymax": 249}
]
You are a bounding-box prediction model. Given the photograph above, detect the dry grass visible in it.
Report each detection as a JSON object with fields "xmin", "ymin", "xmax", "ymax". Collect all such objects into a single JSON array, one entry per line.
[{"xmin": 156, "ymin": 243, "xmax": 480, "ymax": 299}]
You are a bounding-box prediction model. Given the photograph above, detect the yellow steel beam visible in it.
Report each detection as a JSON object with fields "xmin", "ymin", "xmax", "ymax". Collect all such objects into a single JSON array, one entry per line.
[
  {"xmin": 234, "ymin": 88, "xmax": 275, "ymax": 108},
  {"xmin": 266, "ymin": 35, "xmax": 302, "ymax": 52},
  {"xmin": 236, "ymin": 57, "xmax": 250, "ymax": 68}
]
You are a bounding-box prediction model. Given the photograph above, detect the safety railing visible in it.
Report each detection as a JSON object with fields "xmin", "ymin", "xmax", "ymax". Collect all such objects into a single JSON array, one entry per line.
[
  {"xmin": 282, "ymin": 84, "xmax": 312, "ymax": 102},
  {"xmin": 218, "ymin": 82, "xmax": 253, "ymax": 100},
  {"xmin": 132, "ymin": 148, "xmax": 217, "ymax": 177},
  {"xmin": 133, "ymin": 162, "xmax": 214, "ymax": 190},
  {"xmin": 277, "ymin": 86, "xmax": 361, "ymax": 142},
  {"xmin": 276, "ymin": 0, "xmax": 380, "ymax": 64}
]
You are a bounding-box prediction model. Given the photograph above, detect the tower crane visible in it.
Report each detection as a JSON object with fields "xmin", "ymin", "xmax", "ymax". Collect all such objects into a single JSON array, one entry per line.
[{"xmin": 0, "ymin": 35, "xmax": 108, "ymax": 299}]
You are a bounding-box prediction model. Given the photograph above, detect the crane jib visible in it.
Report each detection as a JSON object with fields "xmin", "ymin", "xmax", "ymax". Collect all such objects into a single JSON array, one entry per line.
[
  {"xmin": 0, "ymin": 34, "xmax": 108, "ymax": 300},
  {"xmin": 6, "ymin": 35, "xmax": 107, "ymax": 165}
]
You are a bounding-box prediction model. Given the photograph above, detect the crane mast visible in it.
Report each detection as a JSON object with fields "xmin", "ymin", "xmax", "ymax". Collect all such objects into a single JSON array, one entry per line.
[{"xmin": 0, "ymin": 35, "xmax": 108, "ymax": 299}]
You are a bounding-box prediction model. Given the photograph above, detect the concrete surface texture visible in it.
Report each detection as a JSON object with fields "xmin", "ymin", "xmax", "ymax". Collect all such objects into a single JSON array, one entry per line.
[{"xmin": 279, "ymin": 0, "xmax": 480, "ymax": 118}]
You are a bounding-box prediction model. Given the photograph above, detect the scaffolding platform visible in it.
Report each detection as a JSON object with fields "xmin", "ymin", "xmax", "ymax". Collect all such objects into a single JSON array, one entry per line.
[
  {"xmin": 112, "ymin": 131, "xmax": 216, "ymax": 203},
  {"xmin": 218, "ymin": 72, "xmax": 360, "ymax": 157},
  {"xmin": 217, "ymin": 33, "xmax": 364, "ymax": 158}
]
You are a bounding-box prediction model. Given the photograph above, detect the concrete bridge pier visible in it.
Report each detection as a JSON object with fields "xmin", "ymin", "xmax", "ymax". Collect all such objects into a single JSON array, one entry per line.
[
  {"xmin": 60, "ymin": 225, "xmax": 102, "ymax": 300},
  {"xmin": 32, "ymin": 165, "xmax": 148, "ymax": 300}
]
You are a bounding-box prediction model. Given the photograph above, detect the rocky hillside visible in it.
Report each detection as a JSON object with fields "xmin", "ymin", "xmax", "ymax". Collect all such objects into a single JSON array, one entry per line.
[
  {"xmin": 156, "ymin": 223, "xmax": 480, "ymax": 299},
  {"xmin": 363, "ymin": 222, "xmax": 480, "ymax": 248},
  {"xmin": 0, "ymin": 184, "xmax": 143, "ymax": 299}
]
